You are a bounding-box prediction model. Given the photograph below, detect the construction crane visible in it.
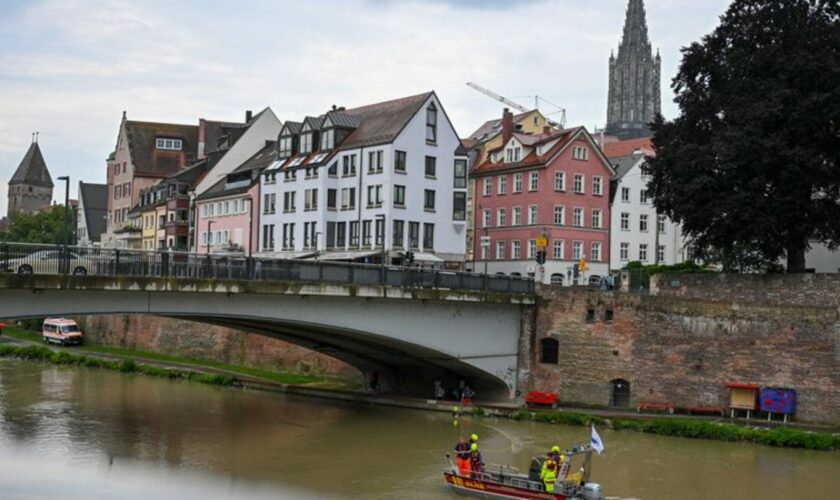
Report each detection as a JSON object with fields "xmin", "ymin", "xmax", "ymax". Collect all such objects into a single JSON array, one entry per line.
[{"xmin": 466, "ymin": 82, "xmax": 566, "ymax": 128}]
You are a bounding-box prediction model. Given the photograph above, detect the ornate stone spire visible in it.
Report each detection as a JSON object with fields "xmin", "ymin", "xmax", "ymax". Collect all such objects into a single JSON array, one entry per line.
[{"xmin": 606, "ymin": 0, "xmax": 661, "ymax": 140}]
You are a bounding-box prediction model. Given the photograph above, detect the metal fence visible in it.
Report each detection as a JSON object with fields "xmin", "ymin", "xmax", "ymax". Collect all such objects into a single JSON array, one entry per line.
[{"xmin": 0, "ymin": 242, "xmax": 535, "ymax": 295}]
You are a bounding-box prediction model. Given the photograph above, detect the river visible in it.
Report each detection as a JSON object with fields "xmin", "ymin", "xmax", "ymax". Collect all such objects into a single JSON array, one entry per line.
[{"xmin": 0, "ymin": 359, "xmax": 836, "ymax": 499}]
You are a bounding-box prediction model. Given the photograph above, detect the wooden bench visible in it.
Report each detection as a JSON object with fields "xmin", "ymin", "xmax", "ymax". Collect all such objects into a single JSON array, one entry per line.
[
  {"xmin": 524, "ymin": 391, "xmax": 558, "ymax": 409},
  {"xmin": 637, "ymin": 403, "xmax": 674, "ymax": 414},
  {"xmin": 684, "ymin": 406, "xmax": 724, "ymax": 416}
]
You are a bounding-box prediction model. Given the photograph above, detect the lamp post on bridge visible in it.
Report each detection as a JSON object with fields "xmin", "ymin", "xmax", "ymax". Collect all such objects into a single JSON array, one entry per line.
[{"xmin": 57, "ymin": 175, "xmax": 70, "ymax": 274}]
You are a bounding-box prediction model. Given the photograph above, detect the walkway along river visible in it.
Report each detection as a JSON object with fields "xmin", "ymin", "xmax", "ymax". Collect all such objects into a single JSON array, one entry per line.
[{"xmin": 0, "ymin": 359, "xmax": 837, "ymax": 499}]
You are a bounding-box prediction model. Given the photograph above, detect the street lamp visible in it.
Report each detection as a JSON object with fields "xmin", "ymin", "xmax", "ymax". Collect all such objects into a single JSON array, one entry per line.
[
  {"xmin": 57, "ymin": 176, "xmax": 70, "ymax": 273},
  {"xmin": 206, "ymin": 219, "xmax": 214, "ymax": 255}
]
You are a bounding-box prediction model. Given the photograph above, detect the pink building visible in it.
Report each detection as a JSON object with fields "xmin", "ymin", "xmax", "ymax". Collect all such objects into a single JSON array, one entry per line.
[
  {"xmin": 194, "ymin": 142, "xmax": 275, "ymax": 255},
  {"xmin": 470, "ymin": 120, "xmax": 614, "ymax": 285}
]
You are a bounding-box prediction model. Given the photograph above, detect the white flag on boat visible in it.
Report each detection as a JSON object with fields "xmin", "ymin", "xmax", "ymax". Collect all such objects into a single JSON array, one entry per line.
[{"xmin": 590, "ymin": 424, "xmax": 605, "ymax": 454}]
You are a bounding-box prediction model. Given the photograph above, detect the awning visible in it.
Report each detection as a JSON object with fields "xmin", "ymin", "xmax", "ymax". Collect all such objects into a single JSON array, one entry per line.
[
  {"xmin": 413, "ymin": 252, "xmax": 444, "ymax": 263},
  {"xmin": 307, "ymin": 250, "xmax": 381, "ymax": 261}
]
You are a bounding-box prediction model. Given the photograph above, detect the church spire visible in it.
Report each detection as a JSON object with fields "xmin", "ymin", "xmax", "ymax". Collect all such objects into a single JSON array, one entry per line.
[{"xmin": 620, "ymin": 0, "xmax": 651, "ymax": 54}]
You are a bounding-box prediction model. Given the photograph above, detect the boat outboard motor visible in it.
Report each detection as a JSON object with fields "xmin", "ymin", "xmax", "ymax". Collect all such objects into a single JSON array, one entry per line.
[{"xmin": 580, "ymin": 482, "xmax": 603, "ymax": 500}]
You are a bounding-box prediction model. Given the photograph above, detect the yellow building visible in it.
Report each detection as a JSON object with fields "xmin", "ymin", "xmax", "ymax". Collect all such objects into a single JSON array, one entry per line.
[
  {"xmin": 140, "ymin": 205, "xmax": 157, "ymax": 251},
  {"xmin": 463, "ymin": 109, "xmax": 553, "ymax": 264}
]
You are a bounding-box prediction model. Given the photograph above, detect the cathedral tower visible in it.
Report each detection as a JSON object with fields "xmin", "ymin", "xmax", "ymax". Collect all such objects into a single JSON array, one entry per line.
[{"xmin": 606, "ymin": 0, "xmax": 661, "ymax": 140}]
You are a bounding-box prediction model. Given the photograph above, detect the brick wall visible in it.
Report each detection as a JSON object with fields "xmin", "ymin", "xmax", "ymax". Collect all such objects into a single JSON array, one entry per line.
[{"xmin": 531, "ymin": 276, "xmax": 840, "ymax": 424}]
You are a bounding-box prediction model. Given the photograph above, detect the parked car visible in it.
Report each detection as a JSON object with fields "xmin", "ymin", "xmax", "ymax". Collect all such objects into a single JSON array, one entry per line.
[{"xmin": 1, "ymin": 249, "xmax": 94, "ymax": 275}]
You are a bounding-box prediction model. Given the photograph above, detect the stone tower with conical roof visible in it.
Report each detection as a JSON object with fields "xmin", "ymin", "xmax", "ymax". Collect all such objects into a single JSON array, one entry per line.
[
  {"xmin": 606, "ymin": 0, "xmax": 661, "ymax": 140},
  {"xmin": 7, "ymin": 134, "xmax": 54, "ymax": 218}
]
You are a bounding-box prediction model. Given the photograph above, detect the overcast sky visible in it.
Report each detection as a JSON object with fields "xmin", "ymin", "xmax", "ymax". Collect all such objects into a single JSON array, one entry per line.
[{"xmin": 0, "ymin": 0, "xmax": 731, "ymax": 217}]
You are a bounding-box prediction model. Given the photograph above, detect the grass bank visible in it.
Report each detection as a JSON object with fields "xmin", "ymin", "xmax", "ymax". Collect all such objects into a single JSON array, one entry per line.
[
  {"xmin": 0, "ymin": 343, "xmax": 239, "ymax": 387},
  {"xmin": 1, "ymin": 325, "xmax": 340, "ymax": 387},
  {"xmin": 490, "ymin": 408, "xmax": 840, "ymax": 451}
]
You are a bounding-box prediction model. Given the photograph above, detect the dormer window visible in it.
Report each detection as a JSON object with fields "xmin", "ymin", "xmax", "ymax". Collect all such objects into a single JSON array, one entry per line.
[
  {"xmin": 300, "ymin": 133, "xmax": 313, "ymax": 155},
  {"xmin": 320, "ymin": 129, "xmax": 335, "ymax": 151},
  {"xmin": 505, "ymin": 146, "xmax": 521, "ymax": 163},
  {"xmin": 278, "ymin": 136, "xmax": 294, "ymax": 158},
  {"xmin": 426, "ymin": 102, "xmax": 437, "ymax": 143},
  {"xmin": 156, "ymin": 138, "xmax": 183, "ymax": 151}
]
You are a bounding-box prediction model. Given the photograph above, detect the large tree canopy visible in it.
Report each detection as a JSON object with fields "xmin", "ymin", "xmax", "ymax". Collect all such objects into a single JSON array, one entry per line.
[
  {"xmin": 0, "ymin": 205, "xmax": 75, "ymax": 245},
  {"xmin": 648, "ymin": 0, "xmax": 840, "ymax": 271}
]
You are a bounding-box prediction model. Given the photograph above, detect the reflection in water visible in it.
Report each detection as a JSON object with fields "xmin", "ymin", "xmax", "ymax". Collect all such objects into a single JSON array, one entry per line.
[{"xmin": 0, "ymin": 359, "xmax": 838, "ymax": 500}]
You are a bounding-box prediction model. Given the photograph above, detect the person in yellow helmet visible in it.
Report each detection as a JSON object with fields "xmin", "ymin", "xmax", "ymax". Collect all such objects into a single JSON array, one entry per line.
[
  {"xmin": 540, "ymin": 457, "xmax": 558, "ymax": 493},
  {"xmin": 548, "ymin": 445, "xmax": 562, "ymax": 464},
  {"xmin": 468, "ymin": 442, "xmax": 484, "ymax": 478},
  {"xmin": 470, "ymin": 433, "xmax": 478, "ymax": 444}
]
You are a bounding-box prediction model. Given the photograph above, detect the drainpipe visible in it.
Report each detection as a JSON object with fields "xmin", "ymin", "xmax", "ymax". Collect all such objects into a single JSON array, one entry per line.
[{"xmin": 356, "ymin": 146, "xmax": 365, "ymax": 251}]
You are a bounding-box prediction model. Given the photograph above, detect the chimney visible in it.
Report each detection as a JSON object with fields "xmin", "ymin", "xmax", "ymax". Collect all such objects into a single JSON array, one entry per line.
[
  {"xmin": 245, "ymin": 110, "xmax": 253, "ymax": 122},
  {"xmin": 543, "ymin": 126, "xmax": 551, "ymax": 135},
  {"xmin": 198, "ymin": 118, "xmax": 206, "ymax": 159},
  {"xmin": 502, "ymin": 108, "xmax": 513, "ymax": 144}
]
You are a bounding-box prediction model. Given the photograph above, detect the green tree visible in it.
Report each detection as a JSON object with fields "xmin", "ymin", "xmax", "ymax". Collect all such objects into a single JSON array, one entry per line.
[
  {"xmin": 648, "ymin": 0, "xmax": 840, "ymax": 271},
  {"xmin": 0, "ymin": 205, "xmax": 75, "ymax": 244}
]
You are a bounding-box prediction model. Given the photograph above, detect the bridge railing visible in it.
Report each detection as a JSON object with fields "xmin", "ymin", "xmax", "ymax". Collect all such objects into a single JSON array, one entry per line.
[{"xmin": 0, "ymin": 242, "xmax": 535, "ymax": 295}]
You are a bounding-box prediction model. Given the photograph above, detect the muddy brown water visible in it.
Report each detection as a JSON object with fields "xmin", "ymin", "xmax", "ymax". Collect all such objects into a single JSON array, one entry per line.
[{"xmin": 0, "ymin": 360, "xmax": 837, "ymax": 499}]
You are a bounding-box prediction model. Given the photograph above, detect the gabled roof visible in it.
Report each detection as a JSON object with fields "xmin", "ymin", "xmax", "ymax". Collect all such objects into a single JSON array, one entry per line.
[
  {"xmin": 168, "ymin": 159, "xmax": 210, "ymax": 187},
  {"xmin": 280, "ymin": 121, "xmax": 302, "ymax": 136},
  {"xmin": 326, "ymin": 111, "xmax": 362, "ymax": 129},
  {"xmin": 202, "ymin": 119, "xmax": 248, "ymax": 156},
  {"xmin": 611, "ymin": 153, "xmax": 646, "ymax": 180},
  {"xmin": 124, "ymin": 120, "xmax": 199, "ymax": 177},
  {"xmin": 602, "ymin": 137, "xmax": 654, "ymax": 158},
  {"xmin": 78, "ymin": 181, "xmax": 107, "ymax": 242},
  {"xmin": 301, "ymin": 116, "xmax": 323, "ymax": 132},
  {"xmin": 337, "ymin": 91, "xmax": 434, "ymax": 150},
  {"xmin": 232, "ymin": 141, "xmax": 278, "ymax": 174},
  {"xmin": 10, "ymin": 142, "xmax": 53, "ymax": 187},
  {"xmin": 467, "ymin": 109, "xmax": 541, "ymax": 143}
]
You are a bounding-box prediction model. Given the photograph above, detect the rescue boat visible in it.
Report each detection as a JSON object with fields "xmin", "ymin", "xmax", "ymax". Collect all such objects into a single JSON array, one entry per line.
[{"xmin": 444, "ymin": 445, "xmax": 604, "ymax": 500}]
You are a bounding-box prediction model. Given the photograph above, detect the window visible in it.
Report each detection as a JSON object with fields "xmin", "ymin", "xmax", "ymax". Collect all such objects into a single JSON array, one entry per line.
[
  {"xmin": 554, "ymin": 171, "xmax": 565, "ymax": 191},
  {"xmin": 424, "ymin": 189, "xmax": 435, "ymax": 210},
  {"xmin": 282, "ymin": 223, "xmax": 295, "ymax": 250},
  {"xmin": 573, "ymin": 207, "xmax": 583, "ymax": 227},
  {"xmin": 483, "ymin": 177, "xmax": 492, "ymax": 196},
  {"xmin": 591, "ymin": 242, "xmax": 602, "ymax": 262},
  {"xmin": 426, "ymin": 102, "xmax": 437, "ymax": 142},
  {"xmin": 265, "ymin": 193, "xmax": 276, "ymax": 214},
  {"xmin": 640, "ymin": 189, "xmax": 649, "ymax": 204},
  {"xmin": 375, "ymin": 218, "xmax": 385, "ymax": 246},
  {"xmin": 621, "ymin": 187, "xmax": 630, "ymax": 202},
  {"xmin": 423, "ymin": 223, "xmax": 434, "ymax": 250},
  {"xmin": 593, "ymin": 176, "xmax": 603, "ymax": 196},
  {"xmin": 303, "ymin": 221, "xmax": 318, "ymax": 249},
  {"xmin": 392, "ymin": 220, "xmax": 404, "ymax": 247},
  {"xmin": 572, "ymin": 241, "xmax": 583, "ymax": 260},
  {"xmin": 279, "ymin": 136, "xmax": 293, "ymax": 158},
  {"xmin": 620, "ymin": 212, "xmax": 629, "ymax": 230},
  {"xmin": 395, "ymin": 151, "xmax": 407, "ymax": 172},
  {"xmin": 350, "ymin": 221, "xmax": 360, "ymax": 247},
  {"xmin": 591, "ymin": 209, "xmax": 602, "ymax": 229},
  {"xmin": 495, "ymin": 240, "xmax": 505, "ymax": 260},
  {"xmin": 327, "ymin": 189, "xmax": 337, "ymax": 209},
  {"xmin": 553, "ymin": 239, "xmax": 564, "ymax": 260},
  {"xmin": 497, "ymin": 208, "xmax": 506, "ymax": 227},
  {"xmin": 527, "ymin": 240, "xmax": 537, "ymax": 259},
  {"xmin": 304, "ymin": 188, "xmax": 319, "ymax": 211},
  {"xmin": 336, "ymin": 222, "xmax": 347, "ymax": 247},
  {"xmin": 409, "ymin": 222, "xmax": 420, "ymax": 248},
  {"xmin": 425, "ymin": 156, "xmax": 436, "ymax": 177},
  {"xmin": 284, "ymin": 169, "xmax": 298, "ymax": 181},
  {"xmin": 573, "ymin": 174, "xmax": 584, "ymax": 194},
  {"xmin": 115, "ymin": 185, "xmax": 121, "ymax": 199},
  {"xmin": 283, "ymin": 191, "xmax": 297, "ymax": 213},
  {"xmin": 639, "ymin": 243, "xmax": 648, "ymax": 262},
  {"xmin": 362, "ymin": 220, "xmax": 372, "ymax": 247},
  {"xmin": 480, "ymin": 242, "xmax": 488, "ymax": 260},
  {"xmin": 550, "ymin": 273, "xmax": 564, "ymax": 285},
  {"xmin": 156, "ymin": 138, "xmax": 183, "ymax": 150},
  {"xmin": 658, "ymin": 214, "xmax": 666, "ymax": 233},
  {"xmin": 540, "ymin": 338, "xmax": 559, "ymax": 364},
  {"xmin": 342, "ymin": 155, "xmax": 357, "ymax": 176},
  {"xmin": 513, "ymin": 173, "xmax": 522, "ymax": 193},
  {"xmin": 328, "ymin": 162, "xmax": 337, "ymax": 177},
  {"xmin": 368, "ymin": 150, "xmax": 384, "ymax": 173},
  {"xmin": 498, "ymin": 175, "xmax": 507, "ymax": 194},
  {"xmin": 366, "ymin": 185, "xmax": 382, "ymax": 208},
  {"xmin": 554, "ymin": 205, "xmax": 565, "ymax": 226},
  {"xmin": 529, "ymin": 171, "xmax": 539, "ymax": 191},
  {"xmin": 453, "ymin": 192, "xmax": 466, "ymax": 221},
  {"xmin": 341, "ymin": 188, "xmax": 356, "ymax": 210},
  {"xmin": 482, "ymin": 209, "xmax": 491, "ymax": 229},
  {"xmin": 640, "ymin": 214, "xmax": 648, "ymax": 232},
  {"xmin": 512, "ymin": 207, "xmax": 521, "ymax": 226},
  {"xmin": 300, "ymin": 133, "xmax": 313, "ymax": 154},
  {"xmin": 528, "ymin": 205, "xmax": 538, "ymax": 225},
  {"xmin": 262, "ymin": 224, "xmax": 275, "ymax": 250},
  {"xmin": 657, "ymin": 245, "xmax": 666, "ymax": 263},
  {"xmin": 620, "ymin": 242, "xmax": 629, "ymax": 261},
  {"xmin": 572, "ymin": 145, "xmax": 589, "ymax": 160},
  {"xmin": 511, "ymin": 240, "xmax": 521, "ymax": 260},
  {"xmin": 394, "ymin": 185, "xmax": 406, "ymax": 207},
  {"xmin": 454, "ymin": 159, "xmax": 467, "ymax": 188},
  {"xmin": 320, "ymin": 129, "xmax": 334, "ymax": 151}
]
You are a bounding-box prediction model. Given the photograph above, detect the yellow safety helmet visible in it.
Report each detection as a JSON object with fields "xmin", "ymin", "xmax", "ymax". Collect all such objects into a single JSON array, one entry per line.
[
  {"xmin": 470, "ymin": 434, "xmax": 478, "ymax": 442},
  {"xmin": 559, "ymin": 454, "xmax": 566, "ymax": 462},
  {"xmin": 452, "ymin": 406, "xmax": 459, "ymax": 412},
  {"xmin": 551, "ymin": 446, "xmax": 560, "ymax": 453},
  {"xmin": 470, "ymin": 443, "xmax": 479, "ymax": 452}
]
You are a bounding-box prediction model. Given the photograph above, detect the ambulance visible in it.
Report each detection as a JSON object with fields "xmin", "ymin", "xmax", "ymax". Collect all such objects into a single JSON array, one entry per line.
[{"xmin": 42, "ymin": 318, "xmax": 84, "ymax": 346}]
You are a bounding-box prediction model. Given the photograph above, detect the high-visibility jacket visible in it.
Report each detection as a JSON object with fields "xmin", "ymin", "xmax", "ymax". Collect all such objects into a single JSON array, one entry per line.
[{"xmin": 540, "ymin": 460, "xmax": 558, "ymax": 492}]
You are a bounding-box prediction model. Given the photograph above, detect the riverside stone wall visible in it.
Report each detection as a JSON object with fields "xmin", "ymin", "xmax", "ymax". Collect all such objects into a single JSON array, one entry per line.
[
  {"xmin": 77, "ymin": 315, "xmax": 360, "ymax": 380},
  {"xmin": 530, "ymin": 274, "xmax": 840, "ymax": 424}
]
